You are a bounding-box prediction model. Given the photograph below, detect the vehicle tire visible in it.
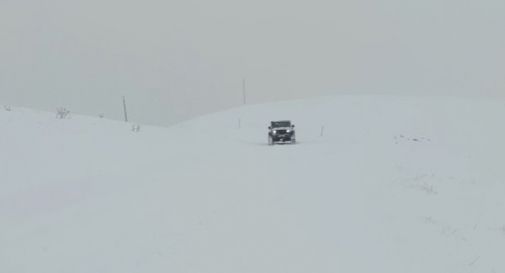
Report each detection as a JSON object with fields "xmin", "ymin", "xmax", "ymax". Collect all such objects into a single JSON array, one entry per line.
[{"xmin": 268, "ymin": 135, "xmax": 273, "ymax": 145}]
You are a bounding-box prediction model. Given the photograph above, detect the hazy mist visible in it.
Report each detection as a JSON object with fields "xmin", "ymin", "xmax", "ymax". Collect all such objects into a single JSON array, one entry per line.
[{"xmin": 1, "ymin": 0, "xmax": 504, "ymax": 125}]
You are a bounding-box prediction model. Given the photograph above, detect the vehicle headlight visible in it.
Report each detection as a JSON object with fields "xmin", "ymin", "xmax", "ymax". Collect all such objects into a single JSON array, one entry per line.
[
  {"xmin": 273, "ymin": 130, "xmax": 277, "ymax": 134},
  {"xmin": 286, "ymin": 130, "xmax": 291, "ymax": 133}
]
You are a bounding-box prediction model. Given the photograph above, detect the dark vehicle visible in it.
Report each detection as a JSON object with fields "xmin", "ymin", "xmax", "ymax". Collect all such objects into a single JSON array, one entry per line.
[{"xmin": 268, "ymin": 120, "xmax": 296, "ymax": 145}]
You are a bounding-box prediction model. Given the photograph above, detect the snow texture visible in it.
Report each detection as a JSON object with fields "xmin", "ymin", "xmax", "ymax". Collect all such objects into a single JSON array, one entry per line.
[{"xmin": 1, "ymin": 95, "xmax": 505, "ymax": 273}]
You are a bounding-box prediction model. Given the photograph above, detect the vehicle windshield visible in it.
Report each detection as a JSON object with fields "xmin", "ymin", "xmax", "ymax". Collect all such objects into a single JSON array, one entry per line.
[{"xmin": 271, "ymin": 121, "xmax": 291, "ymax": 128}]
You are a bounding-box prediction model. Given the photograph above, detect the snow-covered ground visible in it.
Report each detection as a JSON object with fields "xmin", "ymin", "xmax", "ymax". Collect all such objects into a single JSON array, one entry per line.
[{"xmin": 1, "ymin": 95, "xmax": 505, "ymax": 273}]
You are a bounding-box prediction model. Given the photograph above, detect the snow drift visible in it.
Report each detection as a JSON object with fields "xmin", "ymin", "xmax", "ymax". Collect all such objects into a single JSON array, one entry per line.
[{"xmin": 1, "ymin": 95, "xmax": 505, "ymax": 273}]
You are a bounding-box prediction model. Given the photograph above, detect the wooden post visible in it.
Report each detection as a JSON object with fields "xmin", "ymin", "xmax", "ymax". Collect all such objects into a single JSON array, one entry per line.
[{"xmin": 122, "ymin": 96, "xmax": 129, "ymax": 123}]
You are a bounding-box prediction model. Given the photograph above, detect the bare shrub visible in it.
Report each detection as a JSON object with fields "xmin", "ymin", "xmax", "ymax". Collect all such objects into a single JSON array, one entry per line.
[
  {"xmin": 131, "ymin": 124, "xmax": 141, "ymax": 133},
  {"xmin": 56, "ymin": 108, "xmax": 71, "ymax": 119}
]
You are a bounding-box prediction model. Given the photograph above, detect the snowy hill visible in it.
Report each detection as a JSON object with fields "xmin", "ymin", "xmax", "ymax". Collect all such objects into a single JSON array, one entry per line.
[{"xmin": 1, "ymin": 96, "xmax": 505, "ymax": 273}]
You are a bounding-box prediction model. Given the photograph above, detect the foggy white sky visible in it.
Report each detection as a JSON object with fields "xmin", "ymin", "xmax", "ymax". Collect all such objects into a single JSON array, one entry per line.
[{"xmin": 1, "ymin": 0, "xmax": 504, "ymax": 125}]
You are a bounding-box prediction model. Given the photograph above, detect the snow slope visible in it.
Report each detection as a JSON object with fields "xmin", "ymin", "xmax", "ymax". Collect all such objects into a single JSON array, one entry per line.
[{"xmin": 1, "ymin": 96, "xmax": 505, "ymax": 273}]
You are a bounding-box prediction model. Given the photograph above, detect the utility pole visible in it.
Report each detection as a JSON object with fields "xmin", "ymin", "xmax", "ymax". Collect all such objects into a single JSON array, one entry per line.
[
  {"xmin": 242, "ymin": 78, "xmax": 247, "ymax": 105},
  {"xmin": 122, "ymin": 96, "xmax": 129, "ymax": 123}
]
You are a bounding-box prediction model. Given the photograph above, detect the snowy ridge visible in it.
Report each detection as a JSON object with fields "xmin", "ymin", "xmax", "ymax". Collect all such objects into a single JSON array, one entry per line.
[{"xmin": 1, "ymin": 96, "xmax": 505, "ymax": 273}]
